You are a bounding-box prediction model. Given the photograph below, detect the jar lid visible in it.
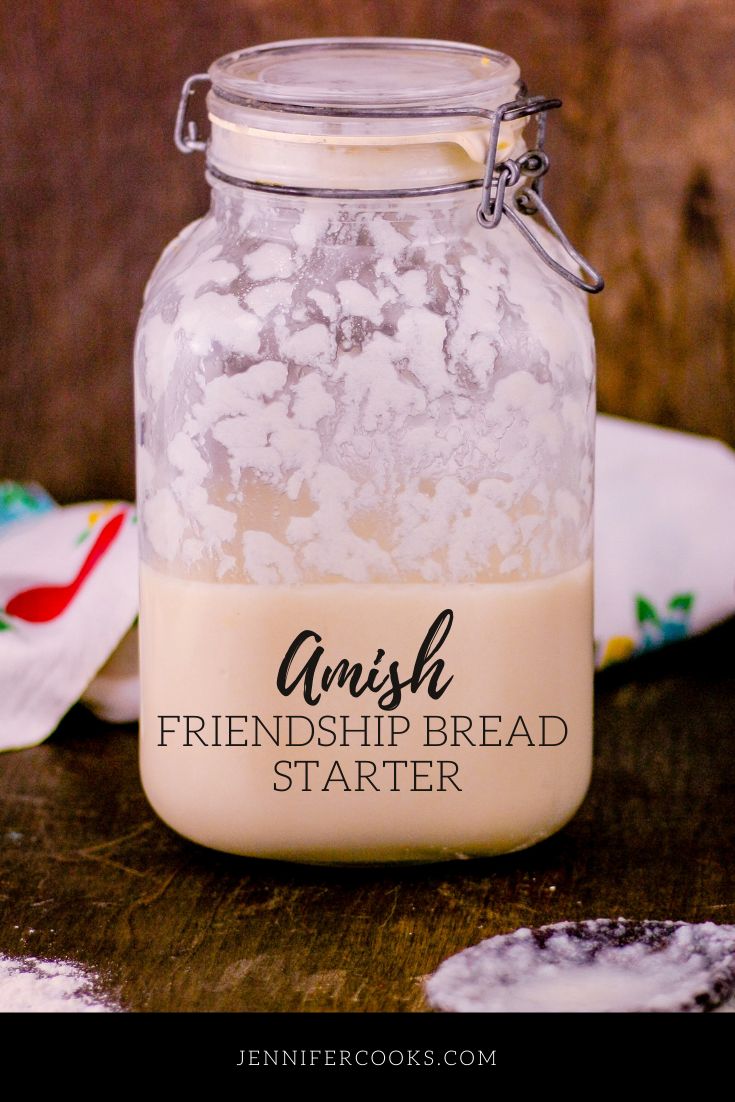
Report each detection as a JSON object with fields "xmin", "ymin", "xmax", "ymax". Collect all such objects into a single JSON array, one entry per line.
[{"xmin": 205, "ymin": 38, "xmax": 524, "ymax": 189}]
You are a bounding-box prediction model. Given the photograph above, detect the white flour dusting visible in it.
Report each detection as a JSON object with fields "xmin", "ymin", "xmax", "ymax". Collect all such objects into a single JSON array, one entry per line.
[
  {"xmin": 425, "ymin": 920, "xmax": 735, "ymax": 1013},
  {"xmin": 0, "ymin": 955, "xmax": 120, "ymax": 1013}
]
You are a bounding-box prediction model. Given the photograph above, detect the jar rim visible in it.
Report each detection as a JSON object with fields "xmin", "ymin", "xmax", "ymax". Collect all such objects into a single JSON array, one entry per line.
[{"xmin": 208, "ymin": 36, "xmax": 521, "ymax": 112}]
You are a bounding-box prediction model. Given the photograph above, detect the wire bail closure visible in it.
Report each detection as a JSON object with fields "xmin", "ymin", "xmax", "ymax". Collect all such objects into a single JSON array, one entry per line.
[
  {"xmin": 174, "ymin": 75, "xmax": 604, "ymax": 293},
  {"xmin": 475, "ymin": 95, "xmax": 604, "ymax": 293}
]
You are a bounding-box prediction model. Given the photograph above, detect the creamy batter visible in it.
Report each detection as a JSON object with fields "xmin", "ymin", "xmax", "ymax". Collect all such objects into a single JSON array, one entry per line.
[{"xmin": 139, "ymin": 558, "xmax": 593, "ymax": 862}]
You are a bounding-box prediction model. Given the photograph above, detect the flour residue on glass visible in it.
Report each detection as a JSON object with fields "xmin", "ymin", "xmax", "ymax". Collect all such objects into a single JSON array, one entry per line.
[
  {"xmin": 136, "ymin": 193, "xmax": 594, "ymax": 585},
  {"xmin": 425, "ymin": 920, "xmax": 735, "ymax": 1013}
]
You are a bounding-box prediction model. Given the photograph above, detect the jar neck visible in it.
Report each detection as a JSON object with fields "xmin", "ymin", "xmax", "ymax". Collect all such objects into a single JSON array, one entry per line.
[{"xmin": 207, "ymin": 174, "xmax": 482, "ymax": 244}]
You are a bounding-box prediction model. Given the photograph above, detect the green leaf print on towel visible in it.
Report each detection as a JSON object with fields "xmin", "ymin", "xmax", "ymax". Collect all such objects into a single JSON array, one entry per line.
[
  {"xmin": 636, "ymin": 592, "xmax": 695, "ymax": 651},
  {"xmin": 598, "ymin": 591, "xmax": 696, "ymax": 668}
]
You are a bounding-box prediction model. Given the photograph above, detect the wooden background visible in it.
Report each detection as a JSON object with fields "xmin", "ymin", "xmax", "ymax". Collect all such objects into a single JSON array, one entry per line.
[{"xmin": 2, "ymin": 0, "xmax": 733, "ymax": 503}]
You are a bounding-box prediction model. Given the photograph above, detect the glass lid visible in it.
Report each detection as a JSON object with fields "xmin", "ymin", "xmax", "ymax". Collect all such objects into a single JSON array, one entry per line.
[{"xmin": 208, "ymin": 37, "xmax": 521, "ymax": 110}]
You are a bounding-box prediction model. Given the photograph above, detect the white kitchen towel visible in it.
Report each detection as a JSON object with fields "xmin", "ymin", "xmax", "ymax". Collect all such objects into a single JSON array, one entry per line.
[
  {"xmin": 0, "ymin": 497, "xmax": 138, "ymax": 750},
  {"xmin": 0, "ymin": 414, "xmax": 733, "ymax": 750},
  {"xmin": 594, "ymin": 415, "xmax": 735, "ymax": 667}
]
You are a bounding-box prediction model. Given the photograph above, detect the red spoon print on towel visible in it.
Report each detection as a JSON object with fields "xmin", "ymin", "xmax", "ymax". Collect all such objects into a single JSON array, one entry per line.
[{"xmin": 5, "ymin": 511, "xmax": 127, "ymax": 623}]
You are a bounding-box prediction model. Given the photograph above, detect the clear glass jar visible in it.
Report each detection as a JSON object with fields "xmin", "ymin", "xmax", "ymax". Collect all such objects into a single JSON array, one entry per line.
[{"xmin": 135, "ymin": 38, "xmax": 598, "ymax": 862}]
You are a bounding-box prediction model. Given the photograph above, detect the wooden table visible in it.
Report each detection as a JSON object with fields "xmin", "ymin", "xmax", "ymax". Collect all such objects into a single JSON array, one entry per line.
[{"xmin": 1, "ymin": 622, "xmax": 733, "ymax": 1013}]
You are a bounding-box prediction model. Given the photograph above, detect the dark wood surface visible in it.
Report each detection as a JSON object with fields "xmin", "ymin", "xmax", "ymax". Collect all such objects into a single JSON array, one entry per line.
[
  {"xmin": 1, "ymin": 620, "xmax": 733, "ymax": 1013},
  {"xmin": 2, "ymin": 1, "xmax": 734, "ymax": 504}
]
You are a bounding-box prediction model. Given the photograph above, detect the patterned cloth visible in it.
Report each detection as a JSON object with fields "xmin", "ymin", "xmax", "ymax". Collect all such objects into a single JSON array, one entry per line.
[
  {"xmin": 595, "ymin": 416, "xmax": 735, "ymax": 668},
  {"xmin": 0, "ymin": 498, "xmax": 138, "ymax": 749}
]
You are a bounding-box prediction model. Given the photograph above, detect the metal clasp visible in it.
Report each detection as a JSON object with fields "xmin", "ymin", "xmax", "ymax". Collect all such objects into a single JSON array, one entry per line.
[
  {"xmin": 477, "ymin": 95, "xmax": 604, "ymax": 293},
  {"xmin": 174, "ymin": 73, "xmax": 211, "ymax": 153}
]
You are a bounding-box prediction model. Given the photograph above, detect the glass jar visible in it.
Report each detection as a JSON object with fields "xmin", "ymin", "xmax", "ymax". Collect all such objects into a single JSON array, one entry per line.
[{"xmin": 135, "ymin": 38, "xmax": 601, "ymax": 863}]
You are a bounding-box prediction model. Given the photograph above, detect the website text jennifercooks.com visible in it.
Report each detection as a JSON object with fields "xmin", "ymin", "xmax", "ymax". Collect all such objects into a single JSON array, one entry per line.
[{"xmin": 237, "ymin": 1049, "xmax": 497, "ymax": 1069}]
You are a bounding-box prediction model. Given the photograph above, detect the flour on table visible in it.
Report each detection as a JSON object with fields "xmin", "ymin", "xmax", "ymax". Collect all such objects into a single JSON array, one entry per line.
[
  {"xmin": 0, "ymin": 954, "xmax": 120, "ymax": 1013},
  {"xmin": 425, "ymin": 920, "xmax": 735, "ymax": 1013}
]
